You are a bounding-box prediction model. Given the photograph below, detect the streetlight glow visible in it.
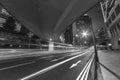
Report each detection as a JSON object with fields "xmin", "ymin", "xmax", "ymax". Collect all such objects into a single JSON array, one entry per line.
[
  {"xmin": 75, "ymin": 34, "xmax": 79, "ymax": 37},
  {"xmin": 82, "ymin": 31, "xmax": 89, "ymax": 38},
  {"xmin": 49, "ymin": 38, "xmax": 52, "ymax": 41}
]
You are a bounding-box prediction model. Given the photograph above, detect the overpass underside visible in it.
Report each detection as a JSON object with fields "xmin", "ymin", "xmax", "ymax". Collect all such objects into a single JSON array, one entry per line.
[{"xmin": 0, "ymin": 0, "xmax": 101, "ymax": 41}]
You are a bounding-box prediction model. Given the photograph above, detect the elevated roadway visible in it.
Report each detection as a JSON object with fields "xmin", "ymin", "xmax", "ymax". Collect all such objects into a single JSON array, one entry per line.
[{"xmin": 0, "ymin": 0, "xmax": 101, "ymax": 41}]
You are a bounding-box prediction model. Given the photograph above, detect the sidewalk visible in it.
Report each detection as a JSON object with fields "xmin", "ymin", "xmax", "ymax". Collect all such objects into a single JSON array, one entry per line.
[{"xmin": 98, "ymin": 50, "xmax": 120, "ymax": 80}]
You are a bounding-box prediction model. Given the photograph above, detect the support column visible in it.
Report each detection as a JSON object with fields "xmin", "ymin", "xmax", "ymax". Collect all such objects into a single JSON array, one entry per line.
[{"xmin": 48, "ymin": 42, "xmax": 54, "ymax": 51}]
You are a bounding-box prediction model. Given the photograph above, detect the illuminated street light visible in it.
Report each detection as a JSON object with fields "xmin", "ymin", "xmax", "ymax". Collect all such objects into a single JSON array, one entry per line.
[
  {"xmin": 84, "ymin": 41, "xmax": 87, "ymax": 44},
  {"xmin": 75, "ymin": 34, "xmax": 79, "ymax": 37},
  {"xmin": 82, "ymin": 31, "xmax": 89, "ymax": 38},
  {"xmin": 84, "ymin": 14, "xmax": 88, "ymax": 16},
  {"xmin": 49, "ymin": 38, "xmax": 52, "ymax": 41},
  {"xmin": 108, "ymin": 43, "xmax": 112, "ymax": 46},
  {"xmin": 81, "ymin": 31, "xmax": 89, "ymax": 48}
]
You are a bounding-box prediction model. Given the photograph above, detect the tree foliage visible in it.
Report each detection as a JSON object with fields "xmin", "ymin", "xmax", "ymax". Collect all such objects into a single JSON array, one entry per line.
[{"xmin": 2, "ymin": 16, "xmax": 15, "ymax": 32}]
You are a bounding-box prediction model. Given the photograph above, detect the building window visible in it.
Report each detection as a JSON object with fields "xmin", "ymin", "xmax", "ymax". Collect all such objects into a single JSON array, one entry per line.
[
  {"xmin": 110, "ymin": 30, "xmax": 113, "ymax": 37},
  {"xmin": 111, "ymin": 27, "xmax": 115, "ymax": 37},
  {"xmin": 114, "ymin": 27, "xmax": 116, "ymax": 37},
  {"xmin": 115, "ymin": 26, "xmax": 118, "ymax": 35},
  {"xmin": 106, "ymin": 22, "xmax": 109, "ymax": 27},
  {"xmin": 110, "ymin": 28, "xmax": 114, "ymax": 37},
  {"xmin": 117, "ymin": 23, "xmax": 120, "ymax": 31},
  {"xmin": 111, "ymin": 12, "xmax": 116, "ymax": 21},
  {"xmin": 118, "ymin": 38, "xmax": 120, "ymax": 45},
  {"xmin": 108, "ymin": 18, "xmax": 112, "ymax": 24},
  {"xmin": 115, "ymin": 4, "xmax": 120, "ymax": 16}
]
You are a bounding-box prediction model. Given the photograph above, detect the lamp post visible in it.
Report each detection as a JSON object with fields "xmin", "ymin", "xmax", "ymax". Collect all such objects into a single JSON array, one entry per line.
[{"xmin": 89, "ymin": 16, "xmax": 99, "ymax": 80}]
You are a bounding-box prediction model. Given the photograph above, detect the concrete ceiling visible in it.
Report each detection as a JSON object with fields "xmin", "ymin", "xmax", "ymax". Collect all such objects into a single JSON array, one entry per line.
[{"xmin": 0, "ymin": 0, "xmax": 101, "ymax": 41}]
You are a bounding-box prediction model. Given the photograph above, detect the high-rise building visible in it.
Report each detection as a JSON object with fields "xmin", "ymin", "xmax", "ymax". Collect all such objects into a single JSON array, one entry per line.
[
  {"xmin": 64, "ymin": 25, "xmax": 73, "ymax": 44},
  {"xmin": 101, "ymin": 0, "xmax": 120, "ymax": 49}
]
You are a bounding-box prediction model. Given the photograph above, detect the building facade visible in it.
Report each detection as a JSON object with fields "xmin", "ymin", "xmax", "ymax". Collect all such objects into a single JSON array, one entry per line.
[
  {"xmin": 64, "ymin": 25, "xmax": 73, "ymax": 44},
  {"xmin": 101, "ymin": 0, "xmax": 120, "ymax": 49}
]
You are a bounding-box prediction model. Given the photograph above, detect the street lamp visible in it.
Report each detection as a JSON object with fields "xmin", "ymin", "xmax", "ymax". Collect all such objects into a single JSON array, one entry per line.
[
  {"xmin": 81, "ymin": 31, "xmax": 89, "ymax": 47},
  {"xmin": 75, "ymin": 34, "xmax": 79, "ymax": 37},
  {"xmin": 49, "ymin": 38, "xmax": 52, "ymax": 42},
  {"xmin": 82, "ymin": 31, "xmax": 89, "ymax": 38}
]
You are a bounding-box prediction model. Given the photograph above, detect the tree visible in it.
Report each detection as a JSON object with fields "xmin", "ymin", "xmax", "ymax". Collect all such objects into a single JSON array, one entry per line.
[{"xmin": 2, "ymin": 16, "xmax": 16, "ymax": 32}]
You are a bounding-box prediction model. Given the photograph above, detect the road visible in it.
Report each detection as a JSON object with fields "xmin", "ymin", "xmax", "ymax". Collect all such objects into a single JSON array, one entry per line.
[{"xmin": 0, "ymin": 48, "xmax": 94, "ymax": 80}]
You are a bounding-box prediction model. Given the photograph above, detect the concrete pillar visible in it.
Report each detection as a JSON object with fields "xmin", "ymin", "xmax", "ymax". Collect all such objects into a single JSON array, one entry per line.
[{"xmin": 48, "ymin": 42, "xmax": 54, "ymax": 51}]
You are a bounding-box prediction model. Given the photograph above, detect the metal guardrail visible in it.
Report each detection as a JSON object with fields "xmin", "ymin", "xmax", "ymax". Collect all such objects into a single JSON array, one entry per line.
[
  {"xmin": 79, "ymin": 52, "xmax": 104, "ymax": 80},
  {"xmin": 99, "ymin": 62, "xmax": 120, "ymax": 80}
]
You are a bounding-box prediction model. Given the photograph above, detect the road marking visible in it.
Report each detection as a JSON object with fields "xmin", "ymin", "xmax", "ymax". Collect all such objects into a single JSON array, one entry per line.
[
  {"xmin": 76, "ymin": 58, "xmax": 91, "ymax": 80},
  {"xmin": 50, "ymin": 57, "xmax": 64, "ymax": 62},
  {"xmin": 41, "ymin": 55, "xmax": 53, "ymax": 59},
  {"xmin": 10, "ymin": 49, "xmax": 17, "ymax": 52},
  {"xmin": 76, "ymin": 55, "xmax": 94, "ymax": 80},
  {"xmin": 20, "ymin": 51, "xmax": 90, "ymax": 80},
  {"xmin": 80, "ymin": 57, "xmax": 93, "ymax": 80},
  {"xmin": 0, "ymin": 61, "xmax": 35, "ymax": 71},
  {"xmin": 70, "ymin": 60, "xmax": 81, "ymax": 69}
]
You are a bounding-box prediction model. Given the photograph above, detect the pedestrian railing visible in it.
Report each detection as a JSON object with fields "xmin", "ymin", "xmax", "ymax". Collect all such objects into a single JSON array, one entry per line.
[{"xmin": 82, "ymin": 51, "xmax": 120, "ymax": 80}]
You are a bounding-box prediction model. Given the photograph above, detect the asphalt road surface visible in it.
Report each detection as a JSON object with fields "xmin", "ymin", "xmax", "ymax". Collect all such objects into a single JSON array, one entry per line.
[{"xmin": 0, "ymin": 48, "xmax": 94, "ymax": 80}]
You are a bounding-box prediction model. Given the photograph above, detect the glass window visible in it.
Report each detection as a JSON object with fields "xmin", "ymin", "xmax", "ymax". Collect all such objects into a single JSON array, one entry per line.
[
  {"xmin": 108, "ymin": 18, "xmax": 112, "ymax": 24},
  {"xmin": 110, "ymin": 28, "xmax": 114, "ymax": 37},
  {"xmin": 117, "ymin": 23, "xmax": 120, "ymax": 31},
  {"xmin": 106, "ymin": 22, "xmax": 109, "ymax": 27},
  {"xmin": 111, "ymin": 12, "xmax": 116, "ymax": 21},
  {"xmin": 115, "ymin": 26, "xmax": 118, "ymax": 35},
  {"xmin": 118, "ymin": 38, "xmax": 120, "ymax": 45},
  {"xmin": 115, "ymin": 5, "xmax": 120, "ymax": 16}
]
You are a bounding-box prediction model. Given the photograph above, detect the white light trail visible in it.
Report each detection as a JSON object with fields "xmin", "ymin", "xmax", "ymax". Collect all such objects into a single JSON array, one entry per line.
[
  {"xmin": 76, "ymin": 55, "xmax": 94, "ymax": 80},
  {"xmin": 20, "ymin": 51, "xmax": 89, "ymax": 80},
  {"xmin": 0, "ymin": 61, "xmax": 35, "ymax": 71}
]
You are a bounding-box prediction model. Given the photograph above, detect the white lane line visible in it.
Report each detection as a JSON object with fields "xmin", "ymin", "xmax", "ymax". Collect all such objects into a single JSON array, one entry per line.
[
  {"xmin": 84, "ymin": 65, "xmax": 91, "ymax": 80},
  {"xmin": 84, "ymin": 56, "xmax": 94, "ymax": 80},
  {"xmin": 0, "ymin": 61, "xmax": 35, "ymax": 71},
  {"xmin": 70, "ymin": 60, "xmax": 81, "ymax": 69},
  {"xmin": 50, "ymin": 59, "xmax": 59, "ymax": 62},
  {"xmin": 20, "ymin": 51, "xmax": 90, "ymax": 80},
  {"xmin": 76, "ymin": 58, "xmax": 91, "ymax": 80},
  {"xmin": 50, "ymin": 57, "xmax": 64, "ymax": 62},
  {"xmin": 80, "ymin": 56, "xmax": 94, "ymax": 80},
  {"xmin": 76, "ymin": 55, "xmax": 94, "ymax": 80},
  {"xmin": 40, "ymin": 56, "xmax": 53, "ymax": 59},
  {"xmin": 10, "ymin": 49, "xmax": 17, "ymax": 52}
]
